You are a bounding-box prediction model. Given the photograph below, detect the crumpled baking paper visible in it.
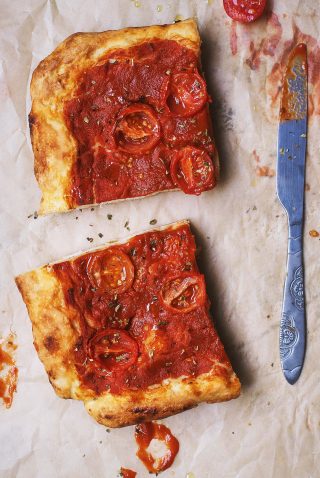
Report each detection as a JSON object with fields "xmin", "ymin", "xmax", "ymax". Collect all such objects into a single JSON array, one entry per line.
[{"xmin": 0, "ymin": 1, "xmax": 319, "ymax": 477}]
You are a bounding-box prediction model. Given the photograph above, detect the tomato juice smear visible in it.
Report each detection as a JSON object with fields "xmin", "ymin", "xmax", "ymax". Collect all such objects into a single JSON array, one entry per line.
[
  {"xmin": 64, "ymin": 40, "xmax": 215, "ymax": 207},
  {"xmin": 53, "ymin": 224, "xmax": 230, "ymax": 395},
  {"xmin": 0, "ymin": 333, "xmax": 18, "ymax": 408}
]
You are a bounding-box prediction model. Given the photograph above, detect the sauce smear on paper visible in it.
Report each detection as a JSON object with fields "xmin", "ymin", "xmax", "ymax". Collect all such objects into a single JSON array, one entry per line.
[
  {"xmin": 0, "ymin": 333, "xmax": 18, "ymax": 408},
  {"xmin": 135, "ymin": 422, "xmax": 179, "ymax": 473},
  {"xmin": 120, "ymin": 467, "xmax": 136, "ymax": 478}
]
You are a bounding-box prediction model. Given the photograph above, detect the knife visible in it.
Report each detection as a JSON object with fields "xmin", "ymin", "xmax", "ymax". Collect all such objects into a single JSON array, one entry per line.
[{"xmin": 276, "ymin": 43, "xmax": 308, "ymax": 385}]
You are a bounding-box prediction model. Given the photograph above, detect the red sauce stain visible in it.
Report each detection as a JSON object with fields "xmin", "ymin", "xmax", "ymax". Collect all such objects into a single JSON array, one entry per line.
[
  {"xmin": 0, "ymin": 333, "xmax": 18, "ymax": 408},
  {"xmin": 120, "ymin": 467, "xmax": 136, "ymax": 478},
  {"xmin": 245, "ymin": 12, "xmax": 283, "ymax": 70},
  {"xmin": 230, "ymin": 21, "xmax": 238, "ymax": 56},
  {"xmin": 279, "ymin": 43, "xmax": 307, "ymax": 121},
  {"xmin": 267, "ymin": 22, "xmax": 320, "ymax": 116},
  {"xmin": 252, "ymin": 149, "xmax": 260, "ymax": 163},
  {"xmin": 256, "ymin": 165, "xmax": 275, "ymax": 177},
  {"xmin": 135, "ymin": 422, "xmax": 179, "ymax": 473}
]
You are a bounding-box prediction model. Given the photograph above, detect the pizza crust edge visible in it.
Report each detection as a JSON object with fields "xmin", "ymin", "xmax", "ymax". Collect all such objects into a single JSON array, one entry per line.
[
  {"xmin": 15, "ymin": 220, "xmax": 240, "ymax": 427},
  {"xmin": 29, "ymin": 19, "xmax": 218, "ymax": 215}
]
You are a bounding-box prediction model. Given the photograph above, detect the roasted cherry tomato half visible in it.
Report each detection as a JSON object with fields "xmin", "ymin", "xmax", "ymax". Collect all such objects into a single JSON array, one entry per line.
[
  {"xmin": 135, "ymin": 422, "xmax": 180, "ymax": 474},
  {"xmin": 87, "ymin": 250, "xmax": 134, "ymax": 294},
  {"xmin": 167, "ymin": 71, "xmax": 208, "ymax": 117},
  {"xmin": 114, "ymin": 104, "xmax": 161, "ymax": 153},
  {"xmin": 160, "ymin": 272, "xmax": 206, "ymax": 313},
  {"xmin": 223, "ymin": 0, "xmax": 267, "ymax": 23},
  {"xmin": 88, "ymin": 329, "xmax": 138, "ymax": 371},
  {"xmin": 170, "ymin": 146, "xmax": 215, "ymax": 195}
]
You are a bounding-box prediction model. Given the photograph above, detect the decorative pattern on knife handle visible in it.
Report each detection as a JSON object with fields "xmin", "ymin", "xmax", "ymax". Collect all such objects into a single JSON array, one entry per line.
[
  {"xmin": 280, "ymin": 314, "xmax": 299, "ymax": 360},
  {"xmin": 279, "ymin": 227, "xmax": 306, "ymax": 384},
  {"xmin": 290, "ymin": 265, "xmax": 304, "ymax": 311}
]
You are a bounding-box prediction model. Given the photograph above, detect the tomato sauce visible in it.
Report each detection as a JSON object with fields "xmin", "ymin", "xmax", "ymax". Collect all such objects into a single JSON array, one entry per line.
[
  {"xmin": 0, "ymin": 333, "xmax": 18, "ymax": 408},
  {"xmin": 135, "ymin": 422, "xmax": 179, "ymax": 473},
  {"xmin": 53, "ymin": 224, "xmax": 230, "ymax": 395},
  {"xmin": 279, "ymin": 43, "xmax": 307, "ymax": 122},
  {"xmin": 64, "ymin": 40, "xmax": 215, "ymax": 207},
  {"xmin": 120, "ymin": 468, "xmax": 136, "ymax": 478}
]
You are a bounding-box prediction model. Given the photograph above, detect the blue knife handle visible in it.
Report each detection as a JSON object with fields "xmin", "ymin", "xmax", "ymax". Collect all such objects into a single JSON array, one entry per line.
[{"xmin": 280, "ymin": 222, "xmax": 306, "ymax": 384}]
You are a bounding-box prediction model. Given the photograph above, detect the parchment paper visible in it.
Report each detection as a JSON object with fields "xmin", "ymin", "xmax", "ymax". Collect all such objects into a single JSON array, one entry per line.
[{"xmin": 1, "ymin": 1, "xmax": 320, "ymax": 477}]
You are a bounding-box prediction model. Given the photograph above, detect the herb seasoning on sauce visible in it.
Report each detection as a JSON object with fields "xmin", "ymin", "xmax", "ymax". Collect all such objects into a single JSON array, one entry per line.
[
  {"xmin": 64, "ymin": 40, "xmax": 216, "ymax": 207},
  {"xmin": 53, "ymin": 224, "xmax": 230, "ymax": 395}
]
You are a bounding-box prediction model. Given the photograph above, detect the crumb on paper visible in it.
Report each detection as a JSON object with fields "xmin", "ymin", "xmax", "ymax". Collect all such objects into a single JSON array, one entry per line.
[
  {"xmin": 305, "ymin": 183, "xmax": 310, "ymax": 191},
  {"xmin": 256, "ymin": 166, "xmax": 275, "ymax": 177},
  {"xmin": 309, "ymin": 229, "xmax": 319, "ymax": 237},
  {"xmin": 156, "ymin": 4, "xmax": 163, "ymax": 12},
  {"xmin": 252, "ymin": 150, "xmax": 260, "ymax": 163},
  {"xmin": 174, "ymin": 14, "xmax": 184, "ymax": 22}
]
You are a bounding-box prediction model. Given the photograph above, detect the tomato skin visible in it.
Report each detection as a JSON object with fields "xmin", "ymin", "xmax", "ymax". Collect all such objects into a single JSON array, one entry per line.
[
  {"xmin": 170, "ymin": 146, "xmax": 215, "ymax": 195},
  {"xmin": 87, "ymin": 250, "xmax": 134, "ymax": 294},
  {"xmin": 160, "ymin": 272, "xmax": 206, "ymax": 313},
  {"xmin": 88, "ymin": 329, "xmax": 139, "ymax": 372},
  {"xmin": 114, "ymin": 104, "xmax": 161, "ymax": 153},
  {"xmin": 167, "ymin": 71, "xmax": 208, "ymax": 117},
  {"xmin": 223, "ymin": 0, "xmax": 267, "ymax": 23}
]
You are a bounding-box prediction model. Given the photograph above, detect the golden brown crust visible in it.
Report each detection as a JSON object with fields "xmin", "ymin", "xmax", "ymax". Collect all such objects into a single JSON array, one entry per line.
[
  {"xmin": 15, "ymin": 221, "xmax": 240, "ymax": 427},
  {"xmin": 30, "ymin": 19, "xmax": 201, "ymax": 214},
  {"xmin": 85, "ymin": 369, "xmax": 240, "ymax": 428}
]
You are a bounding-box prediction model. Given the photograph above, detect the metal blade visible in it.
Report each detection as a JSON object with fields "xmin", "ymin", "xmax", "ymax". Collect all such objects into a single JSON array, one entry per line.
[
  {"xmin": 277, "ymin": 44, "xmax": 307, "ymax": 218},
  {"xmin": 276, "ymin": 44, "xmax": 308, "ymax": 385}
]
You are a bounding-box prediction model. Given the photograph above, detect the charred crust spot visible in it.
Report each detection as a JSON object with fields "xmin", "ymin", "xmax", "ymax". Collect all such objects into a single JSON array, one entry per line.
[
  {"xmin": 28, "ymin": 113, "xmax": 36, "ymax": 135},
  {"xmin": 132, "ymin": 407, "xmax": 158, "ymax": 415},
  {"xmin": 44, "ymin": 335, "xmax": 59, "ymax": 353},
  {"xmin": 48, "ymin": 370, "xmax": 56, "ymax": 381},
  {"xmin": 103, "ymin": 414, "xmax": 113, "ymax": 420}
]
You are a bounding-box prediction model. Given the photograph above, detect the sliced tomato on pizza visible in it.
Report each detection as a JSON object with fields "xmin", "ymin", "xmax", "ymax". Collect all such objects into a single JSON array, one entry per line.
[
  {"xmin": 29, "ymin": 20, "xmax": 218, "ymax": 214},
  {"xmin": 15, "ymin": 221, "xmax": 240, "ymax": 428}
]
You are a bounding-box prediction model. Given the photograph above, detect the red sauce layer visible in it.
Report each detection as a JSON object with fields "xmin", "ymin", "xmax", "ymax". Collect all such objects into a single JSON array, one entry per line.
[
  {"xmin": 64, "ymin": 40, "xmax": 215, "ymax": 207},
  {"xmin": 0, "ymin": 333, "xmax": 18, "ymax": 408},
  {"xmin": 53, "ymin": 224, "xmax": 229, "ymax": 395}
]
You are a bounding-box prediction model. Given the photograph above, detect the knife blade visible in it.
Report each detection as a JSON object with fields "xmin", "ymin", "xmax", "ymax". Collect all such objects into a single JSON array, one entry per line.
[{"xmin": 276, "ymin": 43, "xmax": 307, "ymax": 385}]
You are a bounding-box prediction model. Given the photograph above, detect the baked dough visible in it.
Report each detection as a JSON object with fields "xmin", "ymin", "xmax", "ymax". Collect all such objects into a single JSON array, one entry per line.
[
  {"xmin": 15, "ymin": 220, "xmax": 240, "ymax": 428},
  {"xmin": 29, "ymin": 19, "xmax": 218, "ymax": 214}
]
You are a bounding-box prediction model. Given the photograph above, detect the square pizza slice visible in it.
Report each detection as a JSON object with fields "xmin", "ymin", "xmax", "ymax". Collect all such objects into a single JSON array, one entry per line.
[
  {"xmin": 30, "ymin": 19, "xmax": 218, "ymax": 214},
  {"xmin": 15, "ymin": 221, "xmax": 240, "ymax": 428}
]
